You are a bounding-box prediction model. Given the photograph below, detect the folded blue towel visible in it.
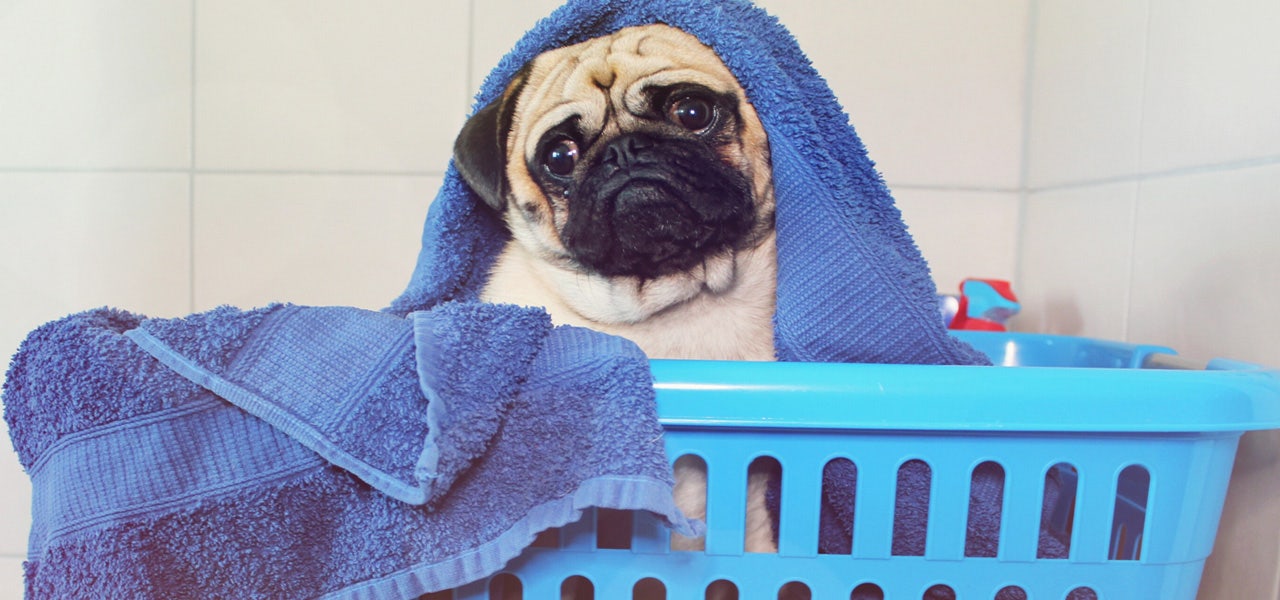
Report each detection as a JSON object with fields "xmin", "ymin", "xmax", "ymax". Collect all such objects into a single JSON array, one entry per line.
[{"xmin": 5, "ymin": 304, "xmax": 697, "ymax": 598}]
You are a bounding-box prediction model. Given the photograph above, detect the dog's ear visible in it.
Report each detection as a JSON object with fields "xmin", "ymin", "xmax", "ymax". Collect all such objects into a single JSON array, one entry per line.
[{"xmin": 454, "ymin": 64, "xmax": 531, "ymax": 213}]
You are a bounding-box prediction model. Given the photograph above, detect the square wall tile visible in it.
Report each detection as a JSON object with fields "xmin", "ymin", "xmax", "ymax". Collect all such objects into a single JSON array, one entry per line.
[
  {"xmin": 193, "ymin": 175, "xmax": 436, "ymax": 311},
  {"xmin": 1141, "ymin": 0, "xmax": 1280, "ymax": 173},
  {"xmin": 1027, "ymin": 0, "xmax": 1148, "ymax": 188},
  {"xmin": 196, "ymin": 1, "xmax": 469, "ymax": 172},
  {"xmin": 1129, "ymin": 164, "xmax": 1280, "ymax": 365},
  {"xmin": 1018, "ymin": 183, "xmax": 1137, "ymax": 340},
  {"xmin": 759, "ymin": 0, "xmax": 1030, "ymax": 190},
  {"xmin": 0, "ymin": 173, "xmax": 192, "ymax": 382},
  {"xmin": 0, "ymin": 0, "xmax": 191, "ymax": 169},
  {"xmin": 893, "ymin": 189, "xmax": 1020, "ymax": 296},
  {"xmin": 470, "ymin": 0, "xmax": 565, "ymax": 99}
]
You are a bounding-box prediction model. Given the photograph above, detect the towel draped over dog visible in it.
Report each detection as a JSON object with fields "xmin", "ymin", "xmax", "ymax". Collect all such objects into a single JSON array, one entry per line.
[
  {"xmin": 389, "ymin": 0, "xmax": 987, "ymax": 369},
  {"xmin": 1, "ymin": 0, "xmax": 1015, "ymax": 598}
]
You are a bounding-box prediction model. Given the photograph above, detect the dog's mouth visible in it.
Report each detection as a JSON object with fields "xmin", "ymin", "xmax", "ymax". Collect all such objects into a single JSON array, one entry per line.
[{"xmin": 559, "ymin": 133, "xmax": 756, "ymax": 280}]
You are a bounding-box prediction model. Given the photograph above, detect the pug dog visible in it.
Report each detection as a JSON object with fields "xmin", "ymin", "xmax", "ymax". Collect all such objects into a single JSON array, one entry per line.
[
  {"xmin": 456, "ymin": 23, "xmax": 777, "ymax": 363},
  {"xmin": 453, "ymin": 22, "xmax": 781, "ymax": 588}
]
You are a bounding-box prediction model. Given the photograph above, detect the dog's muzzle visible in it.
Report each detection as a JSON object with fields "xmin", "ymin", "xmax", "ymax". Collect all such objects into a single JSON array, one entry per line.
[{"xmin": 562, "ymin": 133, "xmax": 756, "ymax": 279}]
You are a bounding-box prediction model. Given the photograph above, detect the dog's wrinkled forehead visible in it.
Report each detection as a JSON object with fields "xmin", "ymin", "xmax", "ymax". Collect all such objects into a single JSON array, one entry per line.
[{"xmin": 511, "ymin": 24, "xmax": 742, "ymax": 160}]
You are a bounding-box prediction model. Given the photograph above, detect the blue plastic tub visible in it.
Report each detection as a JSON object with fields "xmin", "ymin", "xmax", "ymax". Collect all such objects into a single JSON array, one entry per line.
[{"xmin": 445, "ymin": 332, "xmax": 1280, "ymax": 599}]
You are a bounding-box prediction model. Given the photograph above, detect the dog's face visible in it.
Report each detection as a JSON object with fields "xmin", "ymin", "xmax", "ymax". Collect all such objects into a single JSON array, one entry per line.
[{"xmin": 455, "ymin": 24, "xmax": 774, "ymax": 312}]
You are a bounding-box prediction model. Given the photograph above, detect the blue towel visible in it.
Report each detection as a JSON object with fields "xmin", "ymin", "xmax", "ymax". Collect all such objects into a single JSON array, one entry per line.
[{"xmin": 4, "ymin": 304, "xmax": 698, "ymax": 598}]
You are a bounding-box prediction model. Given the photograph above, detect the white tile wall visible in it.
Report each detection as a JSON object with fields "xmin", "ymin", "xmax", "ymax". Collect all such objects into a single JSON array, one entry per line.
[
  {"xmin": 0, "ymin": 0, "xmax": 192, "ymax": 170},
  {"xmin": 1018, "ymin": 182, "xmax": 1138, "ymax": 341},
  {"xmin": 192, "ymin": 174, "xmax": 436, "ymax": 311},
  {"xmin": 195, "ymin": 0, "xmax": 470, "ymax": 173},
  {"xmin": 893, "ymin": 189, "xmax": 1021, "ymax": 294},
  {"xmin": 2, "ymin": 0, "xmax": 1279, "ymax": 597},
  {"xmin": 1128, "ymin": 164, "xmax": 1280, "ymax": 367},
  {"xmin": 1026, "ymin": 0, "xmax": 1149, "ymax": 188},
  {"xmin": 759, "ymin": 0, "xmax": 1030, "ymax": 191},
  {"xmin": 0, "ymin": 173, "xmax": 193, "ymax": 370},
  {"xmin": 1140, "ymin": 0, "xmax": 1280, "ymax": 174}
]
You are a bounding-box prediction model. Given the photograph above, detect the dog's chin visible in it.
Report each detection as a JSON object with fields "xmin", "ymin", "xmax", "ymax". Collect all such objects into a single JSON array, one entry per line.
[{"xmin": 556, "ymin": 248, "xmax": 741, "ymax": 325}]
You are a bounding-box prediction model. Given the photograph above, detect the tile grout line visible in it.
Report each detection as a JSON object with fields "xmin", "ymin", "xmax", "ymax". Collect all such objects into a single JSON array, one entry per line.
[
  {"xmin": 1120, "ymin": 0, "xmax": 1156, "ymax": 345},
  {"xmin": 1013, "ymin": 0, "xmax": 1040, "ymax": 295},
  {"xmin": 1026, "ymin": 154, "xmax": 1280, "ymax": 194}
]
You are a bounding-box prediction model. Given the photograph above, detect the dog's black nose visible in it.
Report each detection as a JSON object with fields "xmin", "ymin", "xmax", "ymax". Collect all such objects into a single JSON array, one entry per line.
[
  {"xmin": 564, "ymin": 133, "xmax": 756, "ymax": 279},
  {"xmin": 602, "ymin": 134, "xmax": 656, "ymax": 170}
]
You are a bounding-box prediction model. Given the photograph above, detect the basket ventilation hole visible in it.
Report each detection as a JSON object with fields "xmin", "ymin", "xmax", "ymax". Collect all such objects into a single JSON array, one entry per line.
[
  {"xmin": 892, "ymin": 459, "xmax": 931, "ymax": 557},
  {"xmin": 995, "ymin": 585, "xmax": 1028, "ymax": 600},
  {"xmin": 705, "ymin": 579, "xmax": 738, "ymax": 600},
  {"xmin": 1039, "ymin": 462, "xmax": 1078, "ymax": 559},
  {"xmin": 850, "ymin": 583, "xmax": 884, "ymax": 600},
  {"xmin": 633, "ymin": 577, "xmax": 666, "ymax": 599},
  {"xmin": 530, "ymin": 527, "xmax": 559, "ymax": 548},
  {"xmin": 748, "ymin": 456, "xmax": 781, "ymax": 554},
  {"xmin": 561, "ymin": 575, "xmax": 593, "ymax": 600},
  {"xmin": 487, "ymin": 573, "xmax": 522, "ymax": 600},
  {"xmin": 595, "ymin": 508, "xmax": 632, "ymax": 549},
  {"xmin": 1110, "ymin": 464, "xmax": 1150, "ymax": 560},
  {"xmin": 819, "ymin": 458, "xmax": 857, "ymax": 555},
  {"xmin": 1066, "ymin": 587, "xmax": 1098, "ymax": 600},
  {"xmin": 778, "ymin": 581, "xmax": 811, "ymax": 600},
  {"xmin": 966, "ymin": 461, "xmax": 1005, "ymax": 557},
  {"xmin": 923, "ymin": 584, "xmax": 956, "ymax": 600},
  {"xmin": 671, "ymin": 454, "xmax": 707, "ymax": 551}
]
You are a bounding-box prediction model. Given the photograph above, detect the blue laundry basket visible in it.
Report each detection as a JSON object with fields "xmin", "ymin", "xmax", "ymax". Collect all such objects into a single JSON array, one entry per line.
[{"xmin": 445, "ymin": 331, "xmax": 1280, "ymax": 599}]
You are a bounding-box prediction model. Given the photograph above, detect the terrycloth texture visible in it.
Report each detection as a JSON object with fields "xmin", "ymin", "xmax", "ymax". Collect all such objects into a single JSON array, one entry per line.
[
  {"xmin": 777, "ymin": 460, "xmax": 1066, "ymax": 560},
  {"xmin": 4, "ymin": 305, "xmax": 697, "ymax": 598}
]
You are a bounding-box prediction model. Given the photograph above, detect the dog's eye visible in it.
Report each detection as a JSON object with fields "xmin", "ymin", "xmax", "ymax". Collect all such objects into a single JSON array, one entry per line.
[
  {"xmin": 669, "ymin": 96, "xmax": 715, "ymax": 132},
  {"xmin": 543, "ymin": 138, "xmax": 579, "ymax": 177}
]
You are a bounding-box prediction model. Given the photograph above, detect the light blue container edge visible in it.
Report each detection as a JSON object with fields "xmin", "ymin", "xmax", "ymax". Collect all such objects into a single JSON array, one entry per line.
[{"xmin": 649, "ymin": 331, "xmax": 1280, "ymax": 434}]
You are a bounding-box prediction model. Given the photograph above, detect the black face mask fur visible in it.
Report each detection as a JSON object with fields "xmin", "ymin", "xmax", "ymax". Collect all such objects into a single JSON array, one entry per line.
[{"xmin": 556, "ymin": 131, "xmax": 755, "ymax": 279}]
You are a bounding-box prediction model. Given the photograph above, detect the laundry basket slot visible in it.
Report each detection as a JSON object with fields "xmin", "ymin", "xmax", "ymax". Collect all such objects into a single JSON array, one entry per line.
[
  {"xmin": 442, "ymin": 332, "xmax": 1280, "ymax": 600},
  {"xmin": 449, "ymin": 428, "xmax": 1242, "ymax": 599}
]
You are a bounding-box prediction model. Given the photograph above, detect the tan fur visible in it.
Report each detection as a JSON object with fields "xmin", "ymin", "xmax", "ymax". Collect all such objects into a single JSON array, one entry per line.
[
  {"xmin": 483, "ymin": 24, "xmax": 777, "ymax": 356},
  {"xmin": 483, "ymin": 232, "xmax": 776, "ymax": 361},
  {"xmin": 468, "ymin": 25, "xmax": 781, "ymax": 579}
]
